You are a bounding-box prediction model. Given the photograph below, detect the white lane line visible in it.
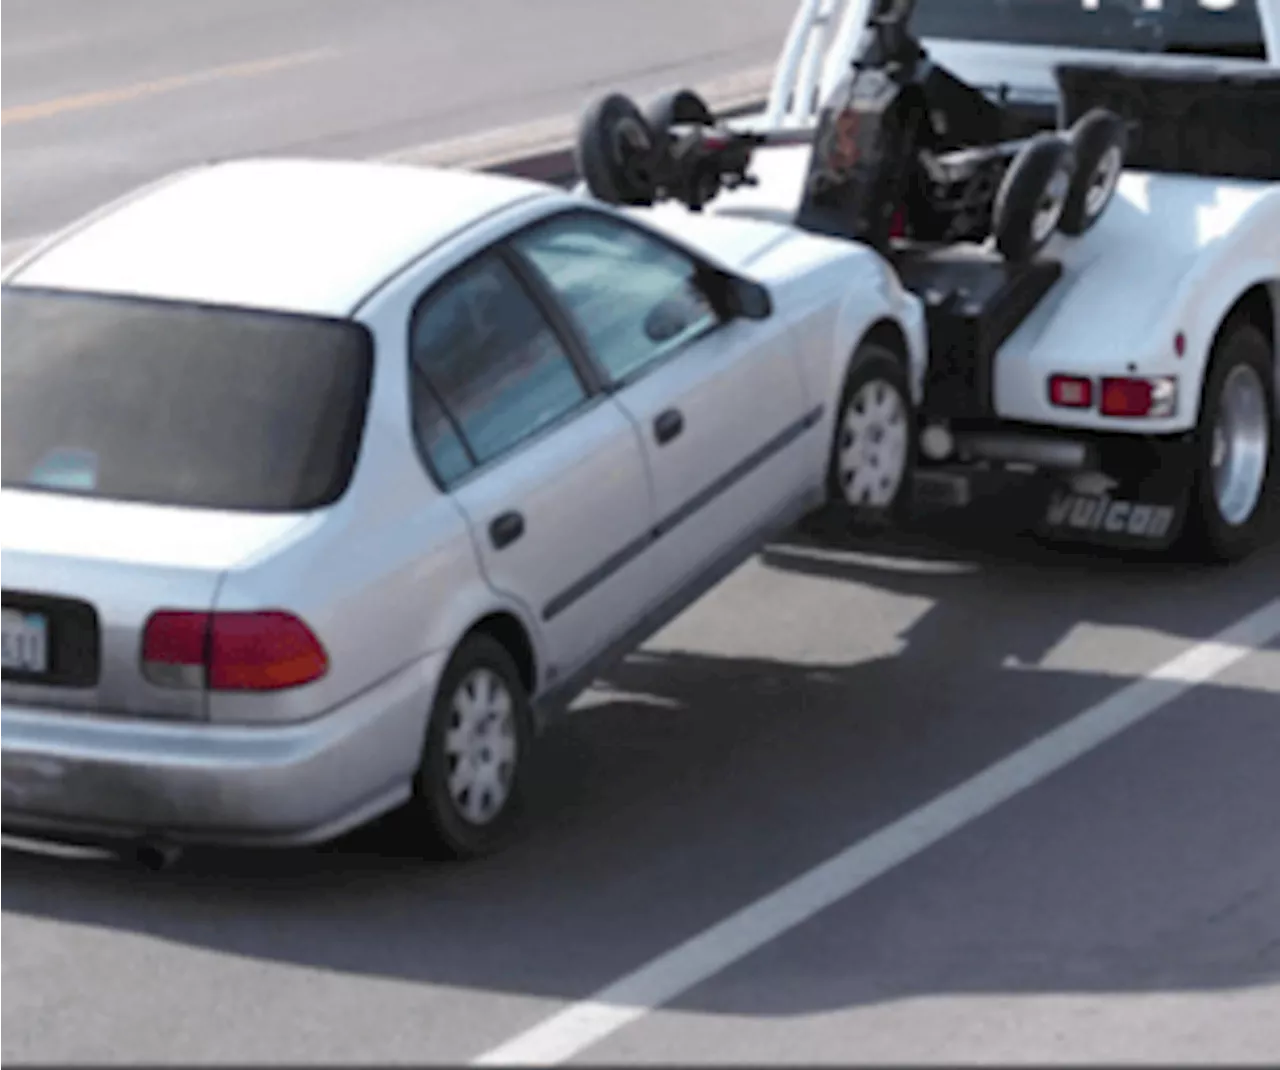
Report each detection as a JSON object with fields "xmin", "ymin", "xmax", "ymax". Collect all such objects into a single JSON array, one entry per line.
[
  {"xmin": 0, "ymin": 64, "xmax": 774, "ymax": 270},
  {"xmin": 472, "ymin": 595, "xmax": 1280, "ymax": 1067}
]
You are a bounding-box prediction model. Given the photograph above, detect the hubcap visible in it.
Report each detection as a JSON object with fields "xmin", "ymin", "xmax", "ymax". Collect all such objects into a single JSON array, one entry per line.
[
  {"xmin": 1032, "ymin": 165, "xmax": 1072, "ymax": 244},
  {"xmin": 837, "ymin": 378, "xmax": 909, "ymax": 508},
  {"xmin": 1084, "ymin": 144, "xmax": 1124, "ymax": 217},
  {"xmin": 443, "ymin": 668, "xmax": 518, "ymax": 825},
  {"xmin": 1211, "ymin": 363, "xmax": 1270, "ymax": 527}
]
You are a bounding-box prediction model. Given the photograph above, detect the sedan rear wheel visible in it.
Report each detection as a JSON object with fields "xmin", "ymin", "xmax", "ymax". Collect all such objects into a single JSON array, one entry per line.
[{"xmin": 411, "ymin": 633, "xmax": 534, "ymax": 858}]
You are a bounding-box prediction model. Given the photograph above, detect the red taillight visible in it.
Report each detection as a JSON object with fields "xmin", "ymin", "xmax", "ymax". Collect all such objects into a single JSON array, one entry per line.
[
  {"xmin": 142, "ymin": 611, "xmax": 211, "ymax": 688},
  {"xmin": 208, "ymin": 612, "xmax": 328, "ymax": 691},
  {"xmin": 1049, "ymin": 374, "xmax": 1093, "ymax": 409},
  {"xmin": 889, "ymin": 206, "xmax": 908, "ymax": 239},
  {"xmin": 1099, "ymin": 376, "xmax": 1154, "ymax": 417},
  {"xmin": 142, "ymin": 610, "xmax": 328, "ymax": 691}
]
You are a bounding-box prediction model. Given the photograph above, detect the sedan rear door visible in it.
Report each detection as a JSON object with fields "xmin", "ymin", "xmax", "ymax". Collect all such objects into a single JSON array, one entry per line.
[{"xmin": 407, "ymin": 248, "xmax": 659, "ymax": 689}]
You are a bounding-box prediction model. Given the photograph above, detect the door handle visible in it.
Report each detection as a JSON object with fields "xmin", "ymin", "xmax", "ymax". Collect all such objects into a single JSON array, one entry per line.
[
  {"xmin": 489, "ymin": 511, "xmax": 525, "ymax": 550},
  {"xmin": 654, "ymin": 408, "xmax": 684, "ymax": 446}
]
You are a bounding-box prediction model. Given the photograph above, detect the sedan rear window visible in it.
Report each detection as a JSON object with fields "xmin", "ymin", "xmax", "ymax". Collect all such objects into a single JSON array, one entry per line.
[
  {"xmin": 915, "ymin": 0, "xmax": 1268, "ymax": 61},
  {"xmin": 1, "ymin": 287, "xmax": 373, "ymax": 513}
]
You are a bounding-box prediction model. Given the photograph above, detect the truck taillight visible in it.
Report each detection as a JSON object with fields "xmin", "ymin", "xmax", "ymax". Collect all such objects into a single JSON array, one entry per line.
[
  {"xmin": 1049, "ymin": 375, "xmax": 1093, "ymax": 408},
  {"xmin": 142, "ymin": 611, "xmax": 328, "ymax": 691},
  {"xmin": 1099, "ymin": 376, "xmax": 1178, "ymax": 418}
]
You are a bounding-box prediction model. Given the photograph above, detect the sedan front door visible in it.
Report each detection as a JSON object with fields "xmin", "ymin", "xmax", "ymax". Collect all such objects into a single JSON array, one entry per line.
[{"xmin": 509, "ymin": 209, "xmax": 815, "ymax": 601}]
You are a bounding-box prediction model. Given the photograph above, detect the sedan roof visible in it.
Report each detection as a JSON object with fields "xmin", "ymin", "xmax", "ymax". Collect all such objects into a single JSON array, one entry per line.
[{"xmin": 6, "ymin": 157, "xmax": 558, "ymax": 317}]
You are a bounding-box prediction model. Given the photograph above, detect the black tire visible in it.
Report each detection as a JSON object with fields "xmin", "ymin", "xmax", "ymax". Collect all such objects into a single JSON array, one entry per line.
[
  {"xmin": 1179, "ymin": 321, "xmax": 1277, "ymax": 563},
  {"xmin": 575, "ymin": 92, "xmax": 660, "ymax": 206},
  {"xmin": 1058, "ymin": 108, "xmax": 1128, "ymax": 236},
  {"xmin": 645, "ymin": 88, "xmax": 715, "ymax": 135},
  {"xmin": 815, "ymin": 342, "xmax": 916, "ymax": 535},
  {"xmin": 992, "ymin": 134, "xmax": 1075, "ymax": 263},
  {"xmin": 409, "ymin": 633, "xmax": 536, "ymax": 859}
]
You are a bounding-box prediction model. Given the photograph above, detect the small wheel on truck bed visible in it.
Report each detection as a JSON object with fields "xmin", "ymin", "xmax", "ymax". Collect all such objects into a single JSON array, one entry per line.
[
  {"xmin": 993, "ymin": 134, "xmax": 1075, "ymax": 263},
  {"xmin": 1058, "ymin": 108, "xmax": 1128, "ymax": 237},
  {"xmin": 644, "ymin": 88, "xmax": 716, "ymax": 138},
  {"xmin": 575, "ymin": 93, "xmax": 661, "ymax": 206},
  {"xmin": 814, "ymin": 341, "xmax": 916, "ymax": 536},
  {"xmin": 1180, "ymin": 321, "xmax": 1276, "ymax": 563}
]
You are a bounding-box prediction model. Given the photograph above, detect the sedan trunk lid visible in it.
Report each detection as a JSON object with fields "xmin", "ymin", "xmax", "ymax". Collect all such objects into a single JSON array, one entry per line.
[{"xmin": 2, "ymin": 490, "xmax": 318, "ymax": 720}]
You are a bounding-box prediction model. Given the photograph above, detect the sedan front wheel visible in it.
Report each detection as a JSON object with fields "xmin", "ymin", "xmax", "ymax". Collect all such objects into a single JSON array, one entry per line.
[{"xmin": 822, "ymin": 342, "xmax": 917, "ymax": 533}]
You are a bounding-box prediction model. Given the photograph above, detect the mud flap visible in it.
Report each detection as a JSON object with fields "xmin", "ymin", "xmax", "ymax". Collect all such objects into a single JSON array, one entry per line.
[{"xmin": 1033, "ymin": 439, "xmax": 1195, "ymax": 552}]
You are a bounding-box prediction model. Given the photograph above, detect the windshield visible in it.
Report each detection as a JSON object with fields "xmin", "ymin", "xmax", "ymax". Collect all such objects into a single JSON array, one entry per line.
[
  {"xmin": 1, "ymin": 287, "xmax": 374, "ymax": 513},
  {"xmin": 913, "ymin": 0, "xmax": 1268, "ymax": 60}
]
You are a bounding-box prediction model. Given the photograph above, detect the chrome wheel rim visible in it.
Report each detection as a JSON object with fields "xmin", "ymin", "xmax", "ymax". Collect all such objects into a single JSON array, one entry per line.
[
  {"xmin": 837, "ymin": 378, "xmax": 909, "ymax": 507},
  {"xmin": 1211, "ymin": 363, "xmax": 1270, "ymax": 527},
  {"xmin": 444, "ymin": 668, "xmax": 518, "ymax": 825},
  {"xmin": 1032, "ymin": 164, "xmax": 1072, "ymax": 244},
  {"xmin": 1084, "ymin": 144, "xmax": 1124, "ymax": 218}
]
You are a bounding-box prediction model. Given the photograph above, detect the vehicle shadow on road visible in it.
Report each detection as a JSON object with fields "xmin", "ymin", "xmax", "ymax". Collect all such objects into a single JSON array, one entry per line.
[{"xmin": 4, "ymin": 508, "xmax": 1278, "ymax": 1032}]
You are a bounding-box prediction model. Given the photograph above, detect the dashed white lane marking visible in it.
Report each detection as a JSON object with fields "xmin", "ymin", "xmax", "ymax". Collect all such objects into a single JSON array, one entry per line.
[{"xmin": 472, "ymin": 595, "xmax": 1280, "ymax": 1066}]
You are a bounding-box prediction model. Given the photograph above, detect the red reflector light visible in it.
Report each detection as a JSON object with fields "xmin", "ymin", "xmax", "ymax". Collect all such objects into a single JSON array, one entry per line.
[
  {"xmin": 1099, "ymin": 377, "xmax": 1154, "ymax": 417},
  {"xmin": 142, "ymin": 610, "xmax": 328, "ymax": 691},
  {"xmin": 1049, "ymin": 375, "xmax": 1093, "ymax": 408}
]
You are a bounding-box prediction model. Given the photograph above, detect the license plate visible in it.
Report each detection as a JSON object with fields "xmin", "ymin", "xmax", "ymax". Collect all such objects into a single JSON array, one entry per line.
[{"xmin": 2, "ymin": 609, "xmax": 50, "ymax": 675}]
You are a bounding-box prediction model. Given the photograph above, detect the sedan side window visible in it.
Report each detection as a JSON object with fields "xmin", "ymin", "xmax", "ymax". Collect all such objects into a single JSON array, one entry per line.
[
  {"xmin": 511, "ymin": 213, "xmax": 720, "ymax": 385},
  {"xmin": 410, "ymin": 253, "xmax": 588, "ymax": 483}
]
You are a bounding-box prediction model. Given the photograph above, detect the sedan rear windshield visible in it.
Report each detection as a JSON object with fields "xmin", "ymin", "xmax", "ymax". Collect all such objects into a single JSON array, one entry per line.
[
  {"xmin": 915, "ymin": 0, "xmax": 1268, "ymax": 61},
  {"xmin": 2, "ymin": 287, "xmax": 373, "ymax": 513}
]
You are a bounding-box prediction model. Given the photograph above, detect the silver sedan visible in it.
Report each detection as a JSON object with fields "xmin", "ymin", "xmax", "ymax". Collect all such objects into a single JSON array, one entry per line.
[{"xmin": 1, "ymin": 156, "xmax": 926, "ymax": 859}]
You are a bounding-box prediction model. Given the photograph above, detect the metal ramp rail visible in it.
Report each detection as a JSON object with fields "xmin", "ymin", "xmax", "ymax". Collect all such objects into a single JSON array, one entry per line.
[{"xmin": 763, "ymin": 0, "xmax": 875, "ymax": 128}]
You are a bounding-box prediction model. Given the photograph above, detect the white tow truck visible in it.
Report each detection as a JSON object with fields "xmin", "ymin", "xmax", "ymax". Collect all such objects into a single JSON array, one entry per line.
[{"xmin": 579, "ymin": 0, "xmax": 1280, "ymax": 562}]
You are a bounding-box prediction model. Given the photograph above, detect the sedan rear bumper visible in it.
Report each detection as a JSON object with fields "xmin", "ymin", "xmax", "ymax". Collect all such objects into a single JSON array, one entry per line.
[{"xmin": 1, "ymin": 651, "xmax": 447, "ymax": 849}]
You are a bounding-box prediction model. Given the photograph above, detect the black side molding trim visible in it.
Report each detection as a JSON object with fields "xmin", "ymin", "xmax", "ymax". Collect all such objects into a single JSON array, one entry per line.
[
  {"xmin": 654, "ymin": 405, "xmax": 823, "ymax": 540},
  {"xmin": 542, "ymin": 404, "xmax": 824, "ymax": 622}
]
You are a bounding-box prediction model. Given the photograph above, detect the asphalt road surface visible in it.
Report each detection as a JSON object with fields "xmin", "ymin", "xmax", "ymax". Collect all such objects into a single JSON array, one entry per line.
[
  {"xmin": 2, "ymin": 0, "xmax": 794, "ymax": 244},
  {"xmin": 4, "ymin": 3, "xmax": 1280, "ymax": 1066}
]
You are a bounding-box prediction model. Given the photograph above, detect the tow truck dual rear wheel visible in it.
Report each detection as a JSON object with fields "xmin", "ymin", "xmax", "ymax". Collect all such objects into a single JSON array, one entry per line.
[
  {"xmin": 817, "ymin": 342, "xmax": 916, "ymax": 534},
  {"xmin": 409, "ymin": 633, "xmax": 535, "ymax": 859},
  {"xmin": 1181, "ymin": 321, "xmax": 1276, "ymax": 563}
]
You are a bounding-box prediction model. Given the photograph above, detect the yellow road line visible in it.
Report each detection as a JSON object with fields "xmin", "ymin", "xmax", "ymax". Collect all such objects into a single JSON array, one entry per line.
[{"xmin": 1, "ymin": 48, "xmax": 337, "ymax": 127}]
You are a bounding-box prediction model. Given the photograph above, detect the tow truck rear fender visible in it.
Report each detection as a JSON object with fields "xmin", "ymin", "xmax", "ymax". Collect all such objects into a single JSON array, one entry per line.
[{"xmin": 991, "ymin": 171, "xmax": 1280, "ymax": 434}]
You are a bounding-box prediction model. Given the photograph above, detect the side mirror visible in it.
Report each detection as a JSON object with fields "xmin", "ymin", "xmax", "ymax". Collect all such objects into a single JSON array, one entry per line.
[{"xmin": 724, "ymin": 274, "xmax": 773, "ymax": 321}]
